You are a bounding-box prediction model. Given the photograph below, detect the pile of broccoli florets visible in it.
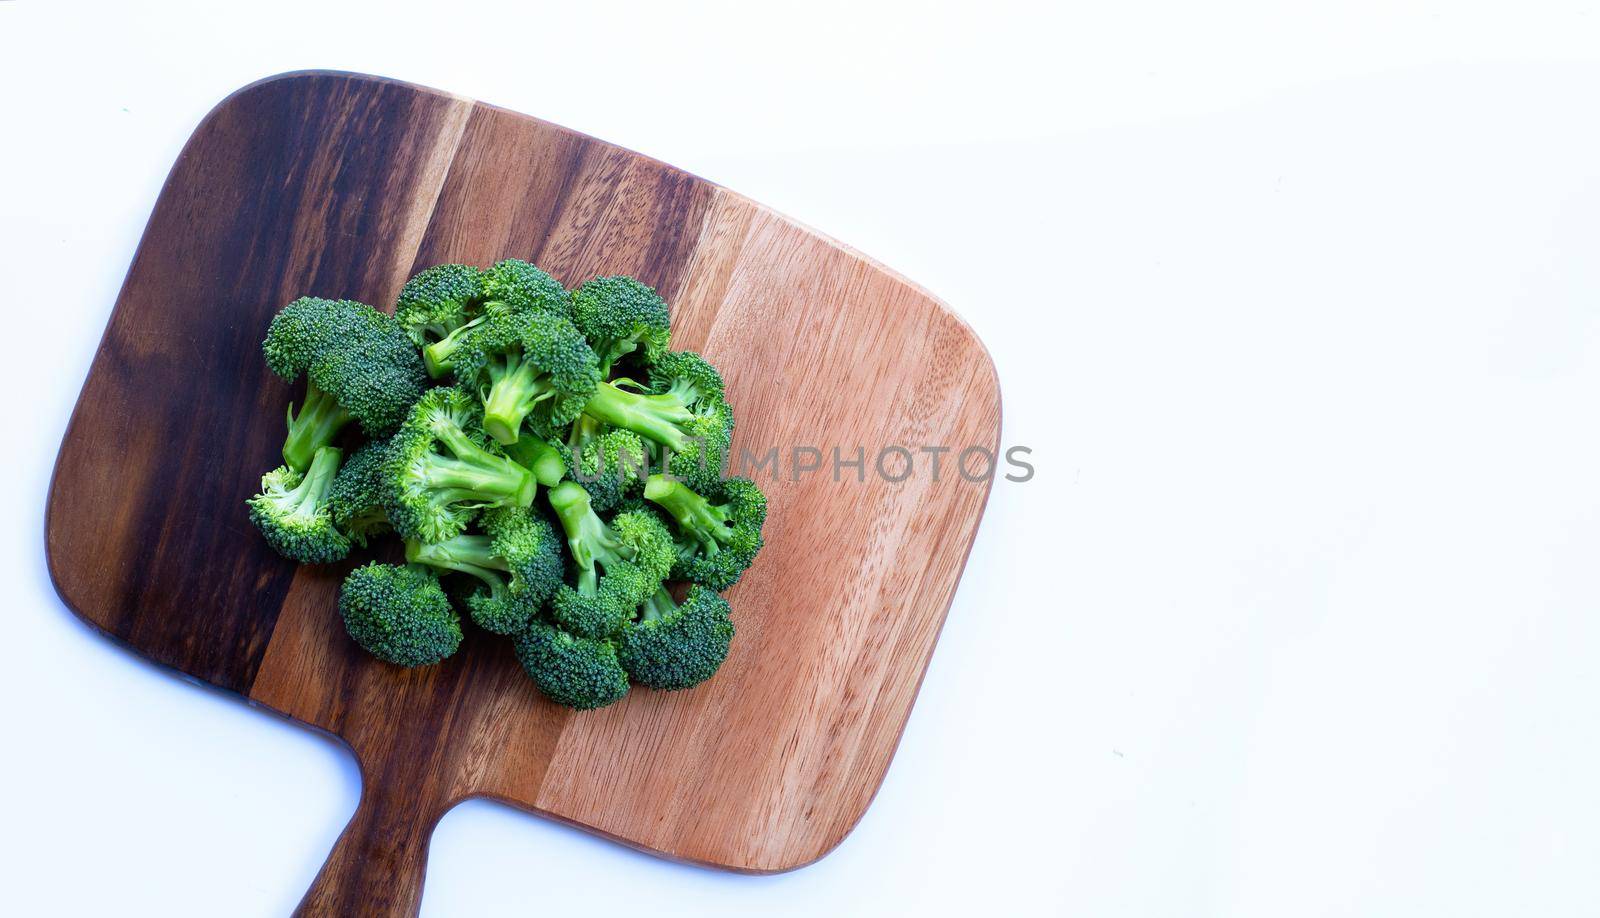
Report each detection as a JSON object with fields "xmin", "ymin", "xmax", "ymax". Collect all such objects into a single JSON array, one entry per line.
[{"xmin": 246, "ymin": 261, "xmax": 767, "ymax": 709}]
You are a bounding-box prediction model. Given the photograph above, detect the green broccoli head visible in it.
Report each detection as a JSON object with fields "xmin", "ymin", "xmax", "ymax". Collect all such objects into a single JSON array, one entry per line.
[
  {"xmin": 643, "ymin": 474, "xmax": 766, "ymax": 590},
  {"xmin": 262, "ymin": 296, "xmax": 345, "ymax": 379},
  {"xmin": 481, "ymin": 506, "xmax": 567, "ymax": 606},
  {"xmin": 381, "ymin": 388, "xmax": 538, "ymax": 543},
  {"xmin": 571, "ymin": 427, "xmax": 650, "ymax": 513},
  {"xmin": 403, "ymin": 508, "xmax": 566, "ymax": 636},
  {"xmin": 546, "ymin": 481, "xmax": 674, "ymax": 638},
  {"xmin": 404, "ymin": 537, "xmax": 530, "ymax": 636},
  {"xmin": 646, "ymin": 350, "xmax": 726, "ymax": 406},
  {"xmin": 618, "ymin": 584, "xmax": 734, "ymax": 691},
  {"xmin": 403, "ymin": 505, "xmax": 566, "ymax": 635},
  {"xmin": 610, "ymin": 507, "xmax": 676, "ymax": 581},
  {"xmin": 395, "ymin": 263, "xmax": 484, "ymax": 350},
  {"xmin": 550, "ymin": 562, "xmax": 655, "ymax": 640},
  {"xmin": 339, "ymin": 562, "xmax": 463, "ymax": 667},
  {"xmin": 661, "ymin": 402, "xmax": 734, "ymax": 491},
  {"xmin": 570, "ymin": 276, "xmax": 671, "ymax": 374},
  {"xmin": 574, "ymin": 403, "xmax": 729, "ymax": 490},
  {"xmin": 514, "ymin": 620, "xmax": 630, "ymax": 710},
  {"xmin": 247, "ymin": 445, "xmax": 351, "ymax": 564},
  {"xmin": 579, "ymin": 350, "xmax": 732, "ymax": 490},
  {"xmin": 481, "ymin": 259, "xmax": 570, "ymax": 315},
  {"xmin": 325, "ymin": 439, "xmax": 392, "ymax": 547},
  {"xmin": 263, "ymin": 297, "xmax": 427, "ymax": 470},
  {"xmin": 418, "ymin": 260, "xmax": 572, "ymax": 377},
  {"xmin": 453, "ymin": 312, "xmax": 600, "ymax": 446}
]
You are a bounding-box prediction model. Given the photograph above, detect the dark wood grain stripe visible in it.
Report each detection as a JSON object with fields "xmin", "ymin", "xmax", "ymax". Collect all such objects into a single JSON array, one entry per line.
[
  {"xmin": 46, "ymin": 73, "xmax": 470, "ymax": 691},
  {"xmin": 410, "ymin": 104, "xmax": 714, "ymax": 302}
]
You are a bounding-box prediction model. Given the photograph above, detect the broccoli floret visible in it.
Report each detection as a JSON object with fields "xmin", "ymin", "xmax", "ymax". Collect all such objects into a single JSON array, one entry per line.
[
  {"xmin": 580, "ymin": 351, "xmax": 732, "ymax": 489},
  {"xmin": 667, "ymin": 405, "xmax": 734, "ymax": 489},
  {"xmin": 395, "ymin": 264, "xmax": 484, "ymax": 375},
  {"xmin": 247, "ymin": 445, "xmax": 351, "ymax": 564},
  {"xmin": 339, "ymin": 562, "xmax": 463, "ymax": 666},
  {"xmin": 403, "ymin": 507, "xmax": 564, "ymax": 635},
  {"xmin": 481, "ymin": 259, "xmax": 569, "ymax": 315},
  {"xmin": 502, "ymin": 435, "xmax": 568, "ymax": 488},
  {"xmin": 618, "ymin": 584, "xmax": 734, "ymax": 691},
  {"xmin": 454, "ymin": 311, "xmax": 599, "ymax": 445},
  {"xmin": 547, "ymin": 480, "xmax": 674, "ymax": 639},
  {"xmin": 261, "ymin": 296, "xmax": 344, "ymax": 378},
  {"xmin": 421, "ymin": 260, "xmax": 570, "ymax": 377},
  {"xmin": 550, "ymin": 565, "xmax": 655, "ymax": 641},
  {"xmin": 643, "ymin": 475, "xmax": 766, "ymax": 590},
  {"xmin": 396, "ymin": 264, "xmax": 483, "ymax": 343},
  {"xmin": 480, "ymin": 506, "xmax": 567, "ymax": 600},
  {"xmin": 570, "ymin": 428, "xmax": 650, "ymax": 513},
  {"xmin": 381, "ymin": 388, "xmax": 539, "ymax": 543},
  {"xmin": 569, "ymin": 276, "xmax": 671, "ymax": 375},
  {"xmin": 647, "ymin": 350, "xmax": 727, "ymax": 407},
  {"xmin": 263, "ymin": 297, "xmax": 427, "ymax": 470},
  {"xmin": 513, "ymin": 620, "xmax": 629, "ymax": 710},
  {"xmin": 325, "ymin": 439, "xmax": 392, "ymax": 547}
]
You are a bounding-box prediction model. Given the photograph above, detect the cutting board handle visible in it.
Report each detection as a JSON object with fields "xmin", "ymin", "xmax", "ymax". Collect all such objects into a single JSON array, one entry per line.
[{"xmin": 294, "ymin": 780, "xmax": 445, "ymax": 917}]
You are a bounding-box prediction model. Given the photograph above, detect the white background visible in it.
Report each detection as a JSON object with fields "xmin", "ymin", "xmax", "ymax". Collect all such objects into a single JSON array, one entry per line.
[{"xmin": 4, "ymin": 1, "xmax": 1600, "ymax": 915}]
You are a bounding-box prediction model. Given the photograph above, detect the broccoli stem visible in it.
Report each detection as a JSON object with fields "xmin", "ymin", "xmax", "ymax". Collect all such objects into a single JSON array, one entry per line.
[
  {"xmin": 482, "ymin": 351, "xmax": 556, "ymax": 445},
  {"xmin": 643, "ymin": 476, "xmax": 730, "ymax": 553},
  {"xmin": 422, "ymin": 316, "xmax": 484, "ymax": 377},
  {"xmin": 413, "ymin": 455, "xmax": 536, "ymax": 506},
  {"xmin": 283, "ymin": 383, "xmax": 353, "ymax": 472},
  {"xmin": 406, "ymin": 537, "xmax": 509, "ymax": 594},
  {"xmin": 640, "ymin": 585, "xmax": 676, "ymax": 623},
  {"xmin": 567, "ymin": 412, "xmax": 603, "ymax": 451},
  {"xmin": 286, "ymin": 446, "xmax": 344, "ymax": 518},
  {"xmin": 661, "ymin": 376, "xmax": 703, "ymax": 405},
  {"xmin": 582, "ymin": 381, "xmax": 693, "ymax": 453},
  {"xmin": 596, "ymin": 339, "xmax": 639, "ymax": 377},
  {"xmin": 504, "ymin": 436, "xmax": 567, "ymax": 487},
  {"xmin": 417, "ymin": 423, "xmax": 538, "ymax": 507},
  {"xmin": 548, "ymin": 481, "xmax": 625, "ymax": 596}
]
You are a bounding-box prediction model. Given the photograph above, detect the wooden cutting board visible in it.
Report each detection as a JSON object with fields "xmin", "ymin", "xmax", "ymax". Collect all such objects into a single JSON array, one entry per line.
[{"xmin": 46, "ymin": 71, "xmax": 1001, "ymax": 915}]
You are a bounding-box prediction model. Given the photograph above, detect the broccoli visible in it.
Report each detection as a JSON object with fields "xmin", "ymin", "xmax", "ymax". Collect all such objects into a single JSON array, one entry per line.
[
  {"xmin": 403, "ymin": 507, "xmax": 564, "ymax": 635},
  {"xmin": 580, "ymin": 351, "xmax": 732, "ymax": 489},
  {"xmin": 502, "ymin": 434, "xmax": 568, "ymax": 488},
  {"xmin": 381, "ymin": 388, "xmax": 539, "ymax": 543},
  {"xmin": 647, "ymin": 350, "xmax": 728, "ymax": 407},
  {"xmin": 261, "ymin": 295, "xmax": 345, "ymax": 377},
  {"xmin": 569, "ymin": 276, "xmax": 670, "ymax": 375},
  {"xmin": 453, "ymin": 311, "xmax": 599, "ymax": 445},
  {"xmin": 569, "ymin": 427, "xmax": 650, "ymax": 513},
  {"xmin": 618, "ymin": 584, "xmax": 735, "ymax": 691},
  {"xmin": 643, "ymin": 475, "xmax": 767, "ymax": 590},
  {"xmin": 339, "ymin": 562, "xmax": 463, "ymax": 666},
  {"xmin": 247, "ymin": 445, "xmax": 351, "ymax": 564},
  {"xmin": 513, "ymin": 620, "xmax": 629, "ymax": 710},
  {"xmin": 395, "ymin": 264, "xmax": 484, "ymax": 376},
  {"xmin": 546, "ymin": 480, "xmax": 674, "ymax": 639},
  {"xmin": 252, "ymin": 266, "xmax": 765, "ymax": 702},
  {"xmin": 420, "ymin": 259, "xmax": 570, "ymax": 377},
  {"xmin": 263, "ymin": 297, "xmax": 427, "ymax": 470},
  {"xmin": 481, "ymin": 259, "xmax": 570, "ymax": 315},
  {"xmin": 325, "ymin": 439, "xmax": 391, "ymax": 547}
]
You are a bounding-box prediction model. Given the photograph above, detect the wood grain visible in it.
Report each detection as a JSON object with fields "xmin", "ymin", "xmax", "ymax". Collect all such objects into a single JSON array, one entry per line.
[{"xmin": 46, "ymin": 71, "xmax": 1000, "ymax": 914}]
